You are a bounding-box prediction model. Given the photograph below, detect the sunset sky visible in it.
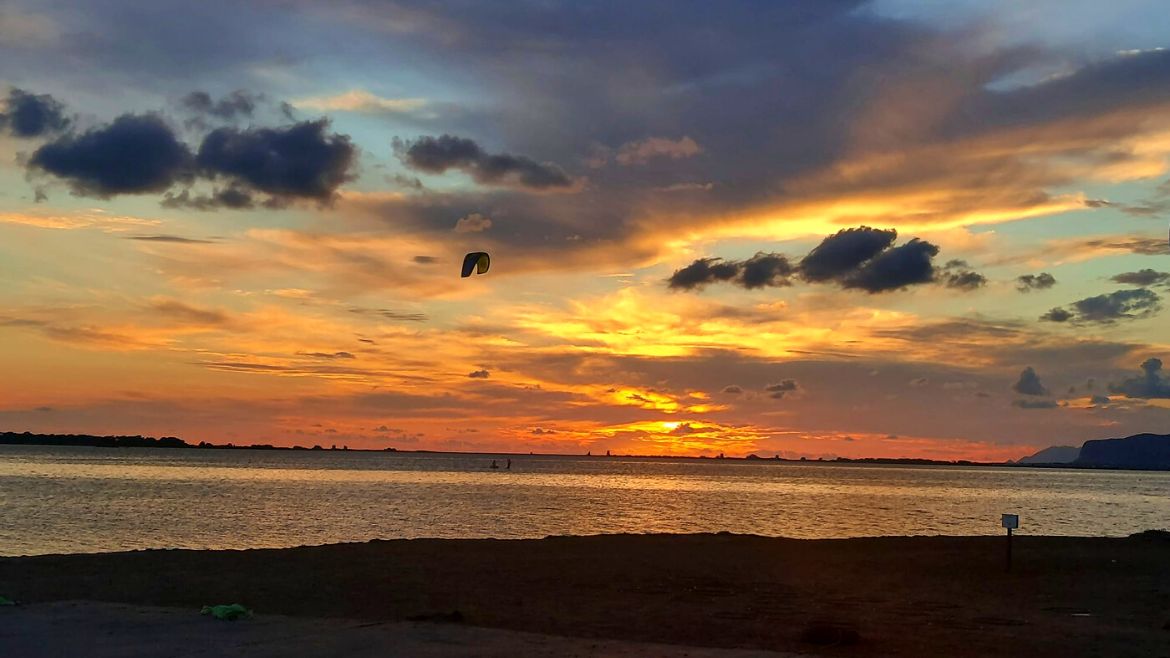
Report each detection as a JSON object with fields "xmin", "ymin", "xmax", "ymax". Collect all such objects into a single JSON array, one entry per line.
[{"xmin": 1, "ymin": 1, "xmax": 1169, "ymax": 460}]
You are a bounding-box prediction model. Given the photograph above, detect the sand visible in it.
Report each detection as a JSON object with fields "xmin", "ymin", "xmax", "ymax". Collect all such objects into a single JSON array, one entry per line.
[
  {"xmin": 1, "ymin": 533, "xmax": 1168, "ymax": 657},
  {"xmin": 1, "ymin": 600, "xmax": 796, "ymax": 657}
]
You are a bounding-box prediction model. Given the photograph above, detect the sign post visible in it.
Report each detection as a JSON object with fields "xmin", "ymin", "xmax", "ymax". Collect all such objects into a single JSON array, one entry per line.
[{"xmin": 1001, "ymin": 514, "xmax": 1019, "ymax": 572}]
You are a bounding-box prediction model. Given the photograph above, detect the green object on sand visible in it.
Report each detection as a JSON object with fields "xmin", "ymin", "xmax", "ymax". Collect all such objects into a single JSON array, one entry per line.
[
  {"xmin": 200, "ymin": 603, "xmax": 252, "ymax": 620},
  {"xmin": 0, "ymin": 596, "xmax": 16, "ymax": 606}
]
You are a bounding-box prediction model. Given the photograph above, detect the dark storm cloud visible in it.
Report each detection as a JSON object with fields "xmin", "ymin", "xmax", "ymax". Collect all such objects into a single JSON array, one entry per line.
[
  {"xmin": 799, "ymin": 227, "xmax": 897, "ymax": 283},
  {"xmin": 397, "ymin": 134, "xmax": 480, "ymax": 171},
  {"xmin": 1108, "ymin": 357, "xmax": 1170, "ymax": 399},
  {"xmin": 1017, "ymin": 273, "xmax": 1056, "ymax": 292},
  {"xmin": 161, "ymin": 187, "xmax": 254, "ymax": 210},
  {"xmin": 1012, "ymin": 366, "xmax": 1048, "ymax": 396},
  {"xmin": 1072, "ymin": 290, "xmax": 1162, "ymax": 323},
  {"xmin": 1110, "ymin": 269, "xmax": 1170, "ymax": 288},
  {"xmin": 842, "ymin": 239, "xmax": 939, "ymax": 293},
  {"xmin": 0, "ymin": 88, "xmax": 70, "ymax": 137},
  {"xmin": 1040, "ymin": 307, "xmax": 1073, "ymax": 322},
  {"xmin": 667, "ymin": 258, "xmax": 741, "ymax": 290},
  {"xmin": 182, "ymin": 90, "xmax": 259, "ymax": 120},
  {"xmin": 740, "ymin": 253, "xmax": 795, "ymax": 289},
  {"xmin": 19, "ymin": 98, "xmax": 359, "ymax": 206},
  {"xmin": 28, "ymin": 114, "xmax": 193, "ymax": 197},
  {"xmin": 196, "ymin": 119, "xmax": 356, "ymax": 202},
  {"xmin": 943, "ymin": 269, "xmax": 987, "ymax": 291},
  {"xmin": 468, "ymin": 369, "xmax": 491, "ymax": 379},
  {"xmin": 668, "ymin": 253, "xmax": 792, "ymax": 290},
  {"xmin": 1042, "ymin": 289, "xmax": 1162, "ymax": 324},
  {"xmin": 764, "ymin": 379, "xmax": 798, "ymax": 399},
  {"xmin": 798, "ymin": 229, "xmax": 954, "ymax": 293},
  {"xmin": 395, "ymin": 134, "xmax": 574, "ymax": 190},
  {"xmin": 670, "ymin": 228, "xmax": 971, "ymax": 294},
  {"xmin": 390, "ymin": 174, "xmax": 425, "ymax": 191}
]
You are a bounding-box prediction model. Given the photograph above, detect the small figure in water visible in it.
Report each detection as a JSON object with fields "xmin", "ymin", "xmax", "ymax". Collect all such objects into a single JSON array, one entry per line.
[
  {"xmin": 490, "ymin": 459, "xmax": 499, "ymax": 469},
  {"xmin": 506, "ymin": 459, "xmax": 512, "ymax": 470}
]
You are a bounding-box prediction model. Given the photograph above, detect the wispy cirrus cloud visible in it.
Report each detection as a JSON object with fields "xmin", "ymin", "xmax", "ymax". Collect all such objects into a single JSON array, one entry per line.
[
  {"xmin": 0, "ymin": 209, "xmax": 160, "ymax": 232},
  {"xmin": 292, "ymin": 90, "xmax": 434, "ymax": 118},
  {"xmin": 614, "ymin": 136, "xmax": 702, "ymax": 166},
  {"xmin": 0, "ymin": 7, "xmax": 60, "ymax": 48},
  {"xmin": 394, "ymin": 134, "xmax": 579, "ymax": 192}
]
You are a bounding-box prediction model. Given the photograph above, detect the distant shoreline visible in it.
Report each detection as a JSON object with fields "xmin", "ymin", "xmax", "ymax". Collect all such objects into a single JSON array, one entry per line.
[{"xmin": 4, "ymin": 430, "xmax": 1168, "ymax": 471}]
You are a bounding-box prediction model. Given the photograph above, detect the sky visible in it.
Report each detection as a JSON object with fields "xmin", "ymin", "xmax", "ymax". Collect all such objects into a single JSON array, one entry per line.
[{"xmin": 1, "ymin": 0, "xmax": 1168, "ymax": 460}]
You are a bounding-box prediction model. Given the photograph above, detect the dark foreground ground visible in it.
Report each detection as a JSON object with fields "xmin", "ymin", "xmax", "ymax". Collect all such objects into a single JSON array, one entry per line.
[
  {"xmin": 2, "ymin": 534, "xmax": 1168, "ymax": 657},
  {"xmin": 0, "ymin": 600, "xmax": 795, "ymax": 657}
]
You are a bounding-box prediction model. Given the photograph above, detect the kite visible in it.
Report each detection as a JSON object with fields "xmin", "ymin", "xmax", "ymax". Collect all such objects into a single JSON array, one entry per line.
[{"xmin": 462, "ymin": 252, "xmax": 490, "ymax": 277}]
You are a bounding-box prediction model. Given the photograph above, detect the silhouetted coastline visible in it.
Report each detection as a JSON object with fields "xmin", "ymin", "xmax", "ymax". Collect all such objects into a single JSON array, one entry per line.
[
  {"xmin": 0, "ymin": 432, "xmax": 370, "ymax": 453},
  {"xmin": 3, "ymin": 431, "xmax": 1168, "ymax": 470},
  {"xmin": 0, "ymin": 431, "xmax": 188, "ymax": 449}
]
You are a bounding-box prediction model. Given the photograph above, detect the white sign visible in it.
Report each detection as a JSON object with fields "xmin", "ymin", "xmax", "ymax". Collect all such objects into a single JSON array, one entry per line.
[{"xmin": 1001, "ymin": 513, "xmax": 1019, "ymax": 529}]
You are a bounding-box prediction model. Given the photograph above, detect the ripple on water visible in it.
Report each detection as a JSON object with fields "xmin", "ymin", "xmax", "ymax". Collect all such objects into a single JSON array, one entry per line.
[{"xmin": 1, "ymin": 446, "xmax": 1168, "ymax": 555}]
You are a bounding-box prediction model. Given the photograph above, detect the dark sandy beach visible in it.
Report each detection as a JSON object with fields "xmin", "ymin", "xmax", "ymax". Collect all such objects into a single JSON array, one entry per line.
[{"xmin": 2, "ymin": 533, "xmax": 1168, "ymax": 657}]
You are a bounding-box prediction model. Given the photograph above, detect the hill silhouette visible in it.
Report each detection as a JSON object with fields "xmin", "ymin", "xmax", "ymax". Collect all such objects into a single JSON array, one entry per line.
[
  {"xmin": 1017, "ymin": 445, "xmax": 1080, "ymax": 465},
  {"xmin": 1075, "ymin": 433, "xmax": 1170, "ymax": 470}
]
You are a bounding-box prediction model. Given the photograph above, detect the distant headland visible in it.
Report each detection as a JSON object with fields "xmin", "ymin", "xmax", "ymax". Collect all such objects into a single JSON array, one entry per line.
[{"xmin": 1013, "ymin": 432, "xmax": 1170, "ymax": 470}]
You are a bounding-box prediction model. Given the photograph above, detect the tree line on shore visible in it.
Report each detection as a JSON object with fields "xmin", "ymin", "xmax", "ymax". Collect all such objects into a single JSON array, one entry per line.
[{"xmin": 0, "ymin": 431, "xmax": 369, "ymax": 452}]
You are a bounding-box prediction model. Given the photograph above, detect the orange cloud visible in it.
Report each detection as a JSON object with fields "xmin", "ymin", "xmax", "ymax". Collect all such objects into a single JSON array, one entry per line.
[{"xmin": 0, "ymin": 209, "xmax": 161, "ymax": 232}]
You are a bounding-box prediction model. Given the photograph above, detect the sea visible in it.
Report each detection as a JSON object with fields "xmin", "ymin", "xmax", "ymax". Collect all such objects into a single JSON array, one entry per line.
[{"xmin": 1, "ymin": 446, "xmax": 1167, "ymax": 557}]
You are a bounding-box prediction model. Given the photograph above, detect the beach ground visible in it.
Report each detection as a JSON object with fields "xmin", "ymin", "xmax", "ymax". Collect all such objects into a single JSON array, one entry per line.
[
  {"xmin": 0, "ymin": 600, "xmax": 797, "ymax": 657},
  {"xmin": 1, "ymin": 534, "xmax": 1168, "ymax": 657}
]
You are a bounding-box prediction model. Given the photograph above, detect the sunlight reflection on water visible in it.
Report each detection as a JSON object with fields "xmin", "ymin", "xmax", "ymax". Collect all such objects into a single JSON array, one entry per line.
[{"xmin": 1, "ymin": 446, "xmax": 1167, "ymax": 555}]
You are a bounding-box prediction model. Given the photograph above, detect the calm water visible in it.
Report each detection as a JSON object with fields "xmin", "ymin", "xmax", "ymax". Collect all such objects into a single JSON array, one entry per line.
[{"xmin": 1, "ymin": 446, "xmax": 1167, "ymax": 556}]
